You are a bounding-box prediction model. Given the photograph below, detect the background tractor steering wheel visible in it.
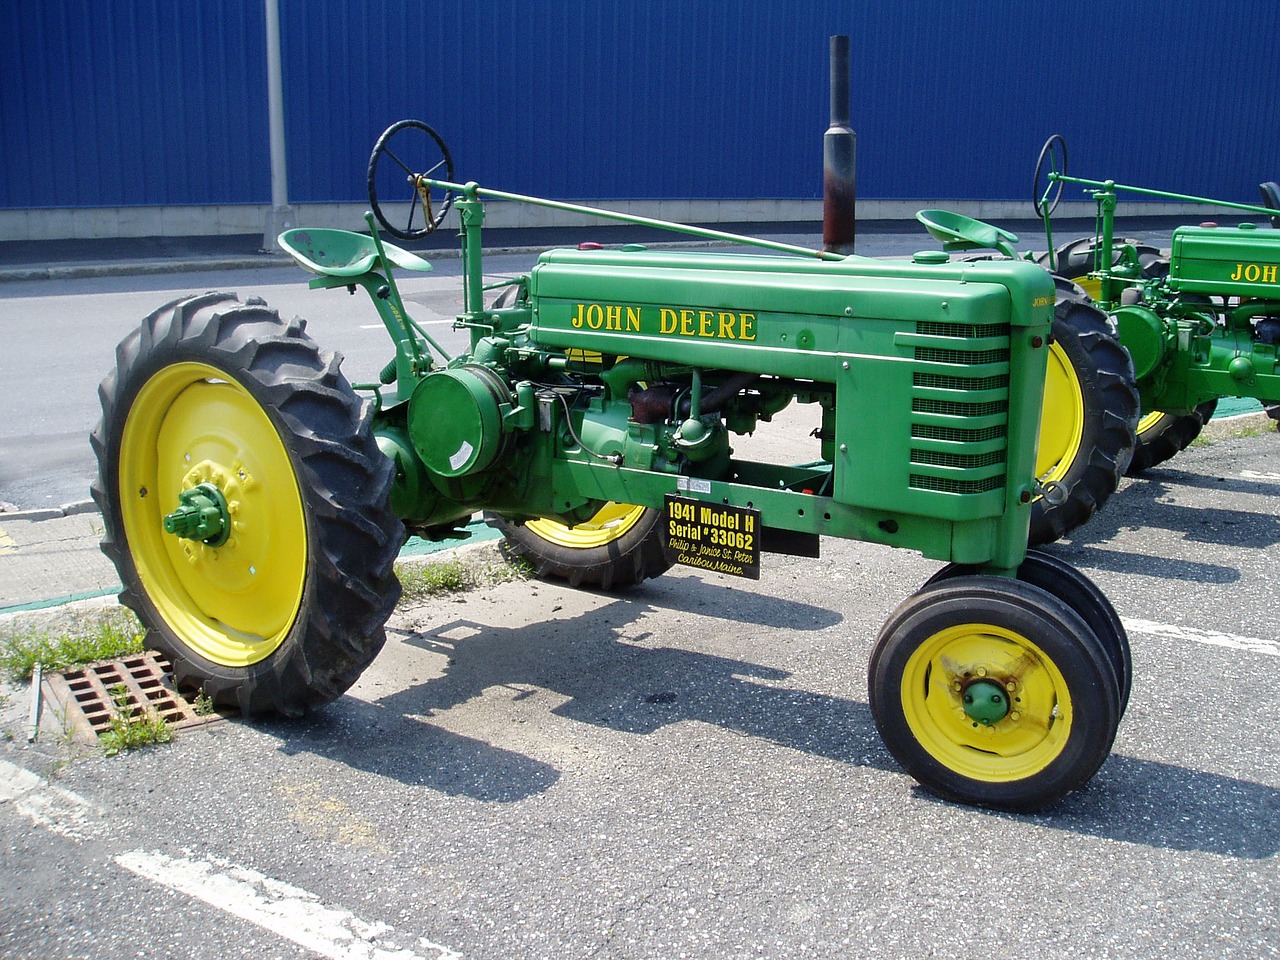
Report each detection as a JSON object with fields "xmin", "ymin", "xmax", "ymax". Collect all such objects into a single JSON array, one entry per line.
[{"xmin": 1033, "ymin": 134, "xmax": 1068, "ymax": 218}]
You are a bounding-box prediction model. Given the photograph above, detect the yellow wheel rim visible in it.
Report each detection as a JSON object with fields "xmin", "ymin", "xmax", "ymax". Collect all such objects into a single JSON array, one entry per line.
[
  {"xmin": 524, "ymin": 502, "xmax": 648, "ymax": 549},
  {"xmin": 1035, "ymin": 340, "xmax": 1085, "ymax": 485},
  {"xmin": 1076, "ymin": 276, "xmax": 1103, "ymax": 301},
  {"xmin": 1135, "ymin": 410, "xmax": 1168, "ymax": 439},
  {"xmin": 119, "ymin": 362, "xmax": 307, "ymax": 667},
  {"xmin": 900, "ymin": 622, "xmax": 1073, "ymax": 782}
]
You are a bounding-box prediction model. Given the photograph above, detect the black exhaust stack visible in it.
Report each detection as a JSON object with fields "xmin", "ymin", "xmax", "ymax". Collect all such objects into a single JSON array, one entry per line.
[{"xmin": 823, "ymin": 35, "xmax": 857, "ymax": 255}]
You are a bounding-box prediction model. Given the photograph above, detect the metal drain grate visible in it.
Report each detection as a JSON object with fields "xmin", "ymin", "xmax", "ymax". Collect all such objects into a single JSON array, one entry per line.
[{"xmin": 43, "ymin": 652, "xmax": 226, "ymax": 743}]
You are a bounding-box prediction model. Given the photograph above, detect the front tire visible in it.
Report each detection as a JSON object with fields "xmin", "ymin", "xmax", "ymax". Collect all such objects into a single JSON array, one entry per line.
[
  {"xmin": 92, "ymin": 292, "xmax": 403, "ymax": 716},
  {"xmin": 868, "ymin": 576, "xmax": 1121, "ymax": 811},
  {"xmin": 1031, "ymin": 288, "xmax": 1139, "ymax": 545},
  {"xmin": 925, "ymin": 552, "xmax": 1131, "ymax": 715}
]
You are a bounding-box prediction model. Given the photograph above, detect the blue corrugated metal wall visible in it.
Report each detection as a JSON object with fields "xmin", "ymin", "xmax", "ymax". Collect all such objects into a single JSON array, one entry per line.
[{"xmin": 4, "ymin": 0, "xmax": 1280, "ymax": 211}]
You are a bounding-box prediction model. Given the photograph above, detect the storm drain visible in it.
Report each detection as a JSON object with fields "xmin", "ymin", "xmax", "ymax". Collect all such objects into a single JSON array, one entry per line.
[{"xmin": 43, "ymin": 652, "xmax": 226, "ymax": 743}]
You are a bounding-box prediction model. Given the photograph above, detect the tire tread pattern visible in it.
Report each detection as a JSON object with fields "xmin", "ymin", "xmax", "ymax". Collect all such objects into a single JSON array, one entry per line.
[{"xmin": 92, "ymin": 292, "xmax": 403, "ymax": 717}]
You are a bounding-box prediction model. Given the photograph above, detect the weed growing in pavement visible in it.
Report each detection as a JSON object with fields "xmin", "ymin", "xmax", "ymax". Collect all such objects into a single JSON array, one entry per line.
[
  {"xmin": 395, "ymin": 550, "xmax": 532, "ymax": 603},
  {"xmin": 1190, "ymin": 417, "xmax": 1272, "ymax": 447},
  {"xmin": 99, "ymin": 683, "xmax": 172, "ymax": 756},
  {"xmin": 0, "ymin": 608, "xmax": 144, "ymax": 683},
  {"xmin": 191, "ymin": 690, "xmax": 215, "ymax": 717}
]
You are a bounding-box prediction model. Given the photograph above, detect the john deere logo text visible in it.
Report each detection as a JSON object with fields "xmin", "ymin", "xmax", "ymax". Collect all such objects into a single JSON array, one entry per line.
[
  {"xmin": 570, "ymin": 302, "xmax": 758, "ymax": 341},
  {"xmin": 1229, "ymin": 262, "xmax": 1278, "ymax": 283}
]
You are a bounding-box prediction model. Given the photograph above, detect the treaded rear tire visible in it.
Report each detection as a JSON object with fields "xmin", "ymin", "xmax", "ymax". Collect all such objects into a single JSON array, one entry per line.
[
  {"xmin": 92, "ymin": 292, "xmax": 403, "ymax": 717},
  {"xmin": 1127, "ymin": 402, "xmax": 1218, "ymax": 473},
  {"xmin": 486, "ymin": 507, "xmax": 673, "ymax": 590},
  {"xmin": 1030, "ymin": 290, "xmax": 1139, "ymax": 545}
]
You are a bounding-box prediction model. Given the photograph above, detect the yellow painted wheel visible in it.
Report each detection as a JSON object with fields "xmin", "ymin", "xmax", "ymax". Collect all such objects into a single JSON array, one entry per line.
[
  {"xmin": 487, "ymin": 502, "xmax": 672, "ymax": 589},
  {"xmin": 524, "ymin": 502, "xmax": 648, "ymax": 550},
  {"xmin": 1028, "ymin": 288, "xmax": 1138, "ymax": 546},
  {"xmin": 899, "ymin": 622, "xmax": 1072, "ymax": 783},
  {"xmin": 119, "ymin": 362, "xmax": 307, "ymax": 666},
  {"xmin": 869, "ymin": 576, "xmax": 1120, "ymax": 811},
  {"xmin": 93, "ymin": 292, "xmax": 402, "ymax": 716},
  {"xmin": 1035, "ymin": 340, "xmax": 1084, "ymax": 485}
]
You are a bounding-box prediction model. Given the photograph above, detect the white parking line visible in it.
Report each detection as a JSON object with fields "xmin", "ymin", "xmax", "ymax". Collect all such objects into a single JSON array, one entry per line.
[
  {"xmin": 1122, "ymin": 617, "xmax": 1280, "ymax": 658},
  {"xmin": 0, "ymin": 760, "xmax": 460, "ymax": 960},
  {"xmin": 116, "ymin": 850, "xmax": 459, "ymax": 960},
  {"xmin": 1240, "ymin": 470, "xmax": 1280, "ymax": 482},
  {"xmin": 0, "ymin": 759, "xmax": 104, "ymax": 842}
]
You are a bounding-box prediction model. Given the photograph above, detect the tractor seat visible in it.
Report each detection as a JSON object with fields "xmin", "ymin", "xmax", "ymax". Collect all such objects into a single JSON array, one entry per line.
[
  {"xmin": 277, "ymin": 228, "xmax": 433, "ymax": 277},
  {"xmin": 1259, "ymin": 182, "xmax": 1280, "ymax": 229}
]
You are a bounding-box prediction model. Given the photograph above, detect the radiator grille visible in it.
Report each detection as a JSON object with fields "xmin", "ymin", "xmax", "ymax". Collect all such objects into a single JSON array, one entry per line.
[
  {"xmin": 912, "ymin": 424, "xmax": 1007, "ymax": 443},
  {"xmin": 913, "ymin": 372, "xmax": 1008, "ymax": 391},
  {"xmin": 914, "ymin": 346, "xmax": 1010, "ymax": 365},
  {"xmin": 913, "ymin": 398, "xmax": 1008, "ymax": 418},
  {"xmin": 909, "ymin": 473, "xmax": 1006, "ymax": 494},
  {"xmin": 907, "ymin": 319, "xmax": 1010, "ymax": 500},
  {"xmin": 911, "ymin": 449, "xmax": 1006, "ymax": 469},
  {"xmin": 915, "ymin": 321, "xmax": 1008, "ymax": 339}
]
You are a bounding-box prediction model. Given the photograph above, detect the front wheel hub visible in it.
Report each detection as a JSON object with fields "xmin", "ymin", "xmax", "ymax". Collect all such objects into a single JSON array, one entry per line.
[
  {"xmin": 962, "ymin": 679, "xmax": 1010, "ymax": 725},
  {"xmin": 163, "ymin": 482, "xmax": 230, "ymax": 546}
]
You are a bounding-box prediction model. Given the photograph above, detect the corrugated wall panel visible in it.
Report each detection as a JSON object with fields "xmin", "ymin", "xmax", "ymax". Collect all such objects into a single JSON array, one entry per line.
[
  {"xmin": 1, "ymin": 0, "xmax": 270, "ymax": 208},
  {"xmin": 4, "ymin": 0, "xmax": 1279, "ymax": 211}
]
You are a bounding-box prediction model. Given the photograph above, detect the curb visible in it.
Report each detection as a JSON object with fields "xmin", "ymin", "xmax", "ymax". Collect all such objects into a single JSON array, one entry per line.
[{"xmin": 0, "ymin": 499, "xmax": 98, "ymax": 522}]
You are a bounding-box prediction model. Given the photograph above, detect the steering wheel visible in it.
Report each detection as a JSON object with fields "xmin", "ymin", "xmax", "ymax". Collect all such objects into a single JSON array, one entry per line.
[
  {"xmin": 367, "ymin": 120, "xmax": 456, "ymax": 241},
  {"xmin": 1032, "ymin": 134, "xmax": 1068, "ymax": 219}
]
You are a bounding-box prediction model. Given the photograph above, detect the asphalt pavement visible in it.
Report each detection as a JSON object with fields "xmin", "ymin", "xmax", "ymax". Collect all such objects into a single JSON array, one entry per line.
[{"xmin": 1, "ymin": 216, "xmax": 1279, "ymax": 959}]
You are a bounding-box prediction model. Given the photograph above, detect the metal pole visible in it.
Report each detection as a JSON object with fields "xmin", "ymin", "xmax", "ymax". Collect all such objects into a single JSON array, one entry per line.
[
  {"xmin": 261, "ymin": 0, "xmax": 295, "ymax": 251},
  {"xmin": 822, "ymin": 35, "xmax": 857, "ymax": 255}
]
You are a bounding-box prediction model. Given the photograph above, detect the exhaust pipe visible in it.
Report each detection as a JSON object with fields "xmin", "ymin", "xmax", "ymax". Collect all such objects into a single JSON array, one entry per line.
[{"xmin": 822, "ymin": 35, "xmax": 857, "ymax": 255}]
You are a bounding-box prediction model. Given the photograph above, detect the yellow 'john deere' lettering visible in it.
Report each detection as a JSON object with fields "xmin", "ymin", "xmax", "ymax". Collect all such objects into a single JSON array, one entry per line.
[
  {"xmin": 658, "ymin": 307, "xmax": 757, "ymax": 341},
  {"xmin": 1229, "ymin": 262, "xmax": 1279, "ymax": 284},
  {"xmin": 569, "ymin": 302, "xmax": 758, "ymax": 341},
  {"xmin": 571, "ymin": 303, "xmax": 642, "ymax": 331}
]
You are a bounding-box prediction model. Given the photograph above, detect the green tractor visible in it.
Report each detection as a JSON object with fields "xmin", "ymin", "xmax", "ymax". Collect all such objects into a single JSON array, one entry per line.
[
  {"xmin": 92, "ymin": 121, "xmax": 1130, "ymax": 812},
  {"xmin": 918, "ymin": 135, "xmax": 1280, "ymax": 543}
]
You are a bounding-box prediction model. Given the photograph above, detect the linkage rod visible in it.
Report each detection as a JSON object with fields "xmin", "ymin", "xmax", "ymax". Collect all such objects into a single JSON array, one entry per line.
[{"xmin": 424, "ymin": 179, "xmax": 850, "ymax": 262}]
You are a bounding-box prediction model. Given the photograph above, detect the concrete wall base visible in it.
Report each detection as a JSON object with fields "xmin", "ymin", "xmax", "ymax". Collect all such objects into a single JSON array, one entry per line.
[{"xmin": 0, "ymin": 199, "xmax": 1244, "ymax": 241}]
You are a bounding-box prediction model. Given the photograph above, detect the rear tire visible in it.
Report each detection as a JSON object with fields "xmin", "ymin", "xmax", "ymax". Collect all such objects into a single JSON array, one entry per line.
[
  {"xmin": 1030, "ymin": 289, "xmax": 1139, "ymax": 545},
  {"xmin": 92, "ymin": 292, "xmax": 402, "ymax": 717},
  {"xmin": 486, "ymin": 505, "xmax": 672, "ymax": 589},
  {"xmin": 1127, "ymin": 402, "xmax": 1218, "ymax": 473}
]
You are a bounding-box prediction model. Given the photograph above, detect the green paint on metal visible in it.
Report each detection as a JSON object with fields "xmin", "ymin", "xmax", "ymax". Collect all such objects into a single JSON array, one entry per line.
[
  {"xmin": 963, "ymin": 680, "xmax": 1010, "ymax": 725},
  {"xmin": 162, "ymin": 483, "xmax": 229, "ymax": 546}
]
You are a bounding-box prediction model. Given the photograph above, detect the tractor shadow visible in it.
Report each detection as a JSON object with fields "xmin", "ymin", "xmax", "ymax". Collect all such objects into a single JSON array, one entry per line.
[
  {"xmin": 273, "ymin": 574, "xmax": 1280, "ymax": 859},
  {"xmin": 1054, "ymin": 467, "xmax": 1280, "ymax": 583}
]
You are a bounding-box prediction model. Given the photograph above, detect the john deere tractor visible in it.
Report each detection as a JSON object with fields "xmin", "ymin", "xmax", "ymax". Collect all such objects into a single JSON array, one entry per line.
[
  {"xmin": 92, "ymin": 121, "xmax": 1131, "ymax": 812},
  {"xmin": 917, "ymin": 135, "xmax": 1280, "ymax": 543}
]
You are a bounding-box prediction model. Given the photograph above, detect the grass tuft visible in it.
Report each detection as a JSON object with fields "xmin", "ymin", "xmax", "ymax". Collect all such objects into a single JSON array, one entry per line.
[
  {"xmin": 395, "ymin": 550, "xmax": 531, "ymax": 603},
  {"xmin": 99, "ymin": 683, "xmax": 172, "ymax": 756},
  {"xmin": 0, "ymin": 608, "xmax": 144, "ymax": 683}
]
